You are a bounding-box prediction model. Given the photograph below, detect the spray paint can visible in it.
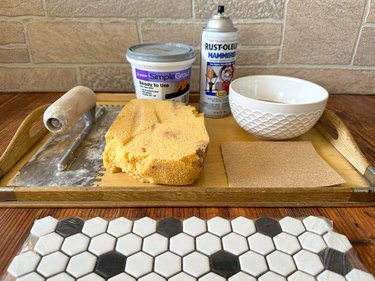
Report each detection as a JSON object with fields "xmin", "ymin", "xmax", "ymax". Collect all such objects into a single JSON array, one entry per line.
[{"xmin": 199, "ymin": 5, "xmax": 238, "ymax": 118}]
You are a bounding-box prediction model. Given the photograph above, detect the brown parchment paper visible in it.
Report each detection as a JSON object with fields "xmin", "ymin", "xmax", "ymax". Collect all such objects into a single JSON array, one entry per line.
[{"xmin": 221, "ymin": 141, "xmax": 346, "ymax": 188}]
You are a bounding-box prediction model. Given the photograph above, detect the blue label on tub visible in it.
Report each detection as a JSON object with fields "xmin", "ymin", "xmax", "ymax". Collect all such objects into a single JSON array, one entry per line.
[{"xmin": 136, "ymin": 68, "xmax": 191, "ymax": 82}]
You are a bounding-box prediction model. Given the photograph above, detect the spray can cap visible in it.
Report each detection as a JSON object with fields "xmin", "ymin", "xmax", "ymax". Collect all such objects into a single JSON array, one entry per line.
[{"xmin": 204, "ymin": 5, "xmax": 237, "ymax": 32}]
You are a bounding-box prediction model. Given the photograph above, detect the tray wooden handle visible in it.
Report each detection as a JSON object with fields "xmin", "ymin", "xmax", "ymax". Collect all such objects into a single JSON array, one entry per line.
[
  {"xmin": 316, "ymin": 109, "xmax": 371, "ymax": 176},
  {"xmin": 0, "ymin": 105, "xmax": 49, "ymax": 178}
]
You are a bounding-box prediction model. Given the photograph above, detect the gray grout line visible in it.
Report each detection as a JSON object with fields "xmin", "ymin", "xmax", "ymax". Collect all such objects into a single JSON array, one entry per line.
[
  {"xmin": 22, "ymin": 21, "xmax": 33, "ymax": 64},
  {"xmin": 0, "ymin": 16, "xmax": 209, "ymax": 24},
  {"xmin": 236, "ymin": 64, "xmax": 375, "ymax": 71},
  {"xmin": 0, "ymin": 62, "xmax": 125, "ymax": 68},
  {"xmin": 0, "ymin": 16, "xmax": 138, "ymax": 24},
  {"xmin": 350, "ymin": 0, "xmax": 372, "ymax": 65},
  {"xmin": 240, "ymin": 46, "xmax": 281, "ymax": 50},
  {"xmin": 76, "ymin": 66, "xmax": 82, "ymax": 85},
  {"xmin": 277, "ymin": 0, "xmax": 289, "ymax": 65},
  {"xmin": 234, "ymin": 18, "xmax": 284, "ymax": 24},
  {"xmin": 191, "ymin": 0, "xmax": 196, "ymax": 21},
  {"xmin": 0, "ymin": 16, "xmax": 284, "ymax": 25},
  {"xmin": 42, "ymin": 0, "xmax": 48, "ymax": 17},
  {"xmin": 364, "ymin": 0, "xmax": 372, "ymax": 23},
  {"xmin": 136, "ymin": 19, "xmax": 143, "ymax": 44},
  {"xmin": 0, "ymin": 44, "xmax": 27, "ymax": 49},
  {"xmin": 2, "ymin": 63, "xmax": 375, "ymax": 71}
]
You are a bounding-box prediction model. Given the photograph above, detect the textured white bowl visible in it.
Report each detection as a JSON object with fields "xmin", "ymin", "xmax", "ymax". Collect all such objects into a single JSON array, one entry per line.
[{"xmin": 229, "ymin": 75, "xmax": 328, "ymax": 139}]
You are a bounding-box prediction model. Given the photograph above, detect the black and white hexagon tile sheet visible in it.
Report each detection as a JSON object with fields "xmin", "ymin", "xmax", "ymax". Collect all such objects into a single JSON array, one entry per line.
[{"xmin": 4, "ymin": 216, "xmax": 375, "ymax": 281}]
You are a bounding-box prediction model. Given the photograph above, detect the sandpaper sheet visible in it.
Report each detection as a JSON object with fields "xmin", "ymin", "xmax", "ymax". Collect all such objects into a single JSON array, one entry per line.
[{"xmin": 221, "ymin": 141, "xmax": 346, "ymax": 188}]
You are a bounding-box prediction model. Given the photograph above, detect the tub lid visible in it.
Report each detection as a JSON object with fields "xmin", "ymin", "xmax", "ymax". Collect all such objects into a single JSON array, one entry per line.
[{"xmin": 126, "ymin": 43, "xmax": 195, "ymax": 62}]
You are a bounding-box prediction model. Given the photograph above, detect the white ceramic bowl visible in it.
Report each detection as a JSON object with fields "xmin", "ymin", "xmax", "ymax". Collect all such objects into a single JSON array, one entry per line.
[{"xmin": 229, "ymin": 75, "xmax": 328, "ymax": 139}]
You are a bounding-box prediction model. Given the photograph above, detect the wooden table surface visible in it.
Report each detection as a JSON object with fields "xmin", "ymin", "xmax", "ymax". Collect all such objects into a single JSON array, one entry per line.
[{"xmin": 0, "ymin": 93, "xmax": 374, "ymax": 278}]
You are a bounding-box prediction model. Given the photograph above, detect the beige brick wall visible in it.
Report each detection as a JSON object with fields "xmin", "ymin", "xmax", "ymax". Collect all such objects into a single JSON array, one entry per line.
[{"xmin": 1, "ymin": 0, "xmax": 375, "ymax": 94}]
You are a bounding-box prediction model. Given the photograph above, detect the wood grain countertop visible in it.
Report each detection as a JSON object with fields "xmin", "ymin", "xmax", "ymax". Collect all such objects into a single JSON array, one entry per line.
[{"xmin": 0, "ymin": 93, "xmax": 374, "ymax": 277}]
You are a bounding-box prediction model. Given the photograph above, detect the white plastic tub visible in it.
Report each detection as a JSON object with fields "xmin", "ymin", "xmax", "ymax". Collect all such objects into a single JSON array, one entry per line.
[{"xmin": 126, "ymin": 43, "xmax": 196, "ymax": 104}]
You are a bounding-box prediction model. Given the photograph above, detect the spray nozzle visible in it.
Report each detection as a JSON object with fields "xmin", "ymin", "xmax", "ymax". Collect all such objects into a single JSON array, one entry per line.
[{"xmin": 218, "ymin": 5, "xmax": 224, "ymax": 15}]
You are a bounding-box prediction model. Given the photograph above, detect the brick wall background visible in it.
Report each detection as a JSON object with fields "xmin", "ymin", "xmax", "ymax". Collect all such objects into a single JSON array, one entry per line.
[{"xmin": 1, "ymin": 0, "xmax": 375, "ymax": 94}]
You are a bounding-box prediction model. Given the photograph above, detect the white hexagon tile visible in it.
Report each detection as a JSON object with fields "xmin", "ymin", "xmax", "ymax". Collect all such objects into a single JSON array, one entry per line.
[{"xmin": 3, "ymin": 215, "xmax": 375, "ymax": 281}]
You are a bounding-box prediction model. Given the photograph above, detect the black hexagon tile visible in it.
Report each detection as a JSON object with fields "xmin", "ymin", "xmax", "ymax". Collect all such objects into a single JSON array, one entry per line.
[
  {"xmin": 157, "ymin": 217, "xmax": 183, "ymax": 238},
  {"xmin": 255, "ymin": 216, "xmax": 283, "ymax": 238},
  {"xmin": 4, "ymin": 216, "xmax": 375, "ymax": 281},
  {"xmin": 210, "ymin": 250, "xmax": 240, "ymax": 278},
  {"xmin": 55, "ymin": 217, "xmax": 84, "ymax": 238},
  {"xmin": 95, "ymin": 251, "xmax": 127, "ymax": 279}
]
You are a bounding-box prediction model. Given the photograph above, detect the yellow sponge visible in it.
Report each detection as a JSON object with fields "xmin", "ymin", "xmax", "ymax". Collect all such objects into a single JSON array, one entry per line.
[{"xmin": 103, "ymin": 99, "xmax": 209, "ymax": 185}]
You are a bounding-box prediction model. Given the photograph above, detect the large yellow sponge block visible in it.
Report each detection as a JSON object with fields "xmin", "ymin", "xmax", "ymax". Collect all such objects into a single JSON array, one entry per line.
[{"xmin": 103, "ymin": 99, "xmax": 209, "ymax": 185}]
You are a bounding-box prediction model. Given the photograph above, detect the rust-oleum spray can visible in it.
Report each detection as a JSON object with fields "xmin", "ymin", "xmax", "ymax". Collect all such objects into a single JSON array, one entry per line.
[{"xmin": 199, "ymin": 5, "xmax": 237, "ymax": 118}]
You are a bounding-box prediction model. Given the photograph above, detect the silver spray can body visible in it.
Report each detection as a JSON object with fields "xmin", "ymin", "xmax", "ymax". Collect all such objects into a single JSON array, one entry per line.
[{"xmin": 199, "ymin": 6, "xmax": 237, "ymax": 118}]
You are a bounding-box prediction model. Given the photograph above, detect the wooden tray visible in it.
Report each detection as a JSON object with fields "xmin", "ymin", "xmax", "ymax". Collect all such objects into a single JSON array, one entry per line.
[{"xmin": 0, "ymin": 94, "xmax": 374, "ymax": 207}]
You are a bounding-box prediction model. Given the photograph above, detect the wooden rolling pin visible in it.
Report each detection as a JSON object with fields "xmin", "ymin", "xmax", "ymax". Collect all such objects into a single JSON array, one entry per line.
[{"xmin": 43, "ymin": 86, "xmax": 96, "ymax": 133}]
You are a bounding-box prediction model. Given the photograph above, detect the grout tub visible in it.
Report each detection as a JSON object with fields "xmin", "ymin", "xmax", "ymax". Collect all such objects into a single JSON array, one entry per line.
[{"xmin": 126, "ymin": 42, "xmax": 196, "ymax": 104}]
